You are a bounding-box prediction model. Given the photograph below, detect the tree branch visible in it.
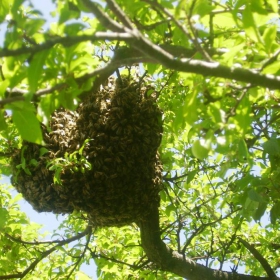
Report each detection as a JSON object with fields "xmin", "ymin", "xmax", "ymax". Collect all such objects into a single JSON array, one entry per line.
[
  {"xmin": 66, "ymin": 229, "xmax": 93, "ymax": 280},
  {"xmin": 81, "ymin": 0, "xmax": 125, "ymax": 32},
  {"xmin": 138, "ymin": 205, "xmax": 279, "ymax": 280},
  {"xmin": 105, "ymin": 0, "xmax": 135, "ymax": 29},
  {"xmin": 0, "ymin": 43, "xmax": 223, "ymax": 108},
  {"xmin": 4, "ymin": 232, "xmax": 65, "ymax": 245},
  {"xmin": 89, "ymin": 248, "xmax": 142, "ymax": 269},
  {"xmin": 0, "ymin": 32, "xmax": 132, "ymax": 58},
  {"xmin": 0, "ymin": 226, "xmax": 92, "ymax": 279},
  {"xmin": 81, "ymin": 1, "xmax": 280, "ymax": 90},
  {"xmin": 238, "ymin": 237, "xmax": 277, "ymax": 279}
]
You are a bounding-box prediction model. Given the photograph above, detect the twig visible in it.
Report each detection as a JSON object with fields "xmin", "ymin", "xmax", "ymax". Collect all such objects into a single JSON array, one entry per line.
[
  {"xmin": 89, "ymin": 247, "xmax": 141, "ymax": 269},
  {"xmin": 182, "ymin": 208, "xmax": 241, "ymax": 257},
  {"xmin": 163, "ymin": 165, "xmax": 218, "ymax": 182},
  {"xmin": 66, "ymin": 229, "xmax": 93, "ymax": 280},
  {"xmin": 260, "ymin": 49, "xmax": 280, "ymax": 71},
  {"xmin": 218, "ymin": 220, "xmax": 242, "ymax": 270},
  {"xmin": 4, "ymin": 232, "xmax": 67, "ymax": 245},
  {"xmin": 0, "ymin": 226, "xmax": 92, "ymax": 279},
  {"xmin": 156, "ymin": 71, "xmax": 174, "ymax": 98}
]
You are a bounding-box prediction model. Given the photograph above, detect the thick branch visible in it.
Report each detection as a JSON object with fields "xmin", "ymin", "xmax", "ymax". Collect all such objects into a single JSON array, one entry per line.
[
  {"xmin": 126, "ymin": 33, "xmax": 280, "ymax": 89},
  {"xmin": 0, "ymin": 44, "xmax": 222, "ymax": 108},
  {"xmin": 1, "ymin": 31, "xmax": 279, "ymax": 91},
  {"xmin": 138, "ymin": 205, "xmax": 279, "ymax": 280},
  {"xmin": 238, "ymin": 238, "xmax": 277, "ymax": 279}
]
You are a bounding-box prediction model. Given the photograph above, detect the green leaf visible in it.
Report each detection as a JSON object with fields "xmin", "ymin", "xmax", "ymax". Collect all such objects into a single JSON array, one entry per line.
[
  {"xmin": 187, "ymin": 170, "xmax": 197, "ymax": 184},
  {"xmin": 266, "ymin": 0, "xmax": 278, "ymax": 13},
  {"xmin": 253, "ymin": 202, "xmax": 267, "ymax": 221},
  {"xmin": 242, "ymin": 4, "xmax": 261, "ymax": 42},
  {"xmin": 17, "ymin": 145, "xmax": 32, "ymax": 175},
  {"xmin": 193, "ymin": 0, "xmax": 213, "ymax": 18},
  {"xmin": 184, "ymin": 89, "xmax": 198, "ymax": 125},
  {"xmin": 0, "ymin": 79, "xmax": 9, "ymax": 97},
  {"xmin": 191, "ymin": 139, "xmax": 210, "ymax": 160},
  {"xmin": 64, "ymin": 22, "xmax": 86, "ymax": 36},
  {"xmin": 0, "ymin": 0, "xmax": 9, "ymax": 23},
  {"xmin": 59, "ymin": 2, "xmax": 80, "ymax": 24},
  {"xmin": 261, "ymin": 61, "xmax": 280, "ymax": 75},
  {"xmin": 9, "ymin": 102, "xmax": 43, "ymax": 144},
  {"xmin": 165, "ymin": 203, "xmax": 176, "ymax": 219},
  {"xmin": 59, "ymin": 89, "xmax": 79, "ymax": 110},
  {"xmin": 75, "ymin": 272, "xmax": 92, "ymax": 280},
  {"xmin": 38, "ymin": 93, "xmax": 60, "ymax": 124},
  {"xmin": 232, "ymin": 95, "xmax": 251, "ymax": 136},
  {"xmin": 207, "ymin": 103, "xmax": 223, "ymax": 123},
  {"xmin": 53, "ymin": 168, "xmax": 62, "ymax": 184},
  {"xmin": 262, "ymin": 139, "xmax": 280, "ymax": 156},
  {"xmin": 0, "ymin": 208, "xmax": 9, "ymax": 229},
  {"xmin": 248, "ymin": 189, "xmax": 263, "ymax": 202},
  {"xmin": 39, "ymin": 147, "xmax": 49, "ymax": 157},
  {"xmin": 146, "ymin": 63, "xmax": 159, "ymax": 75},
  {"xmin": 0, "ymin": 111, "xmax": 7, "ymax": 131},
  {"xmin": 262, "ymin": 25, "xmax": 277, "ymax": 53},
  {"xmin": 251, "ymin": 0, "xmax": 268, "ymax": 14},
  {"xmin": 270, "ymin": 201, "xmax": 280, "ymax": 224},
  {"xmin": 209, "ymin": 12, "xmax": 236, "ymax": 28},
  {"xmin": 238, "ymin": 139, "xmax": 249, "ymax": 161},
  {"xmin": 69, "ymin": 55, "xmax": 96, "ymax": 73},
  {"xmin": 29, "ymin": 159, "xmax": 38, "ymax": 167},
  {"xmin": 28, "ymin": 50, "xmax": 49, "ymax": 94},
  {"xmin": 24, "ymin": 19, "xmax": 45, "ymax": 36}
]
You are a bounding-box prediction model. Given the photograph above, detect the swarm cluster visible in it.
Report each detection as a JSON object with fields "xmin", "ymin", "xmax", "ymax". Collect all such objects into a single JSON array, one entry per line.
[{"xmin": 11, "ymin": 76, "xmax": 163, "ymax": 227}]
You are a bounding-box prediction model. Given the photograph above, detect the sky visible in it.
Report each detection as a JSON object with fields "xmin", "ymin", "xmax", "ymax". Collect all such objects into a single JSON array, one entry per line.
[{"xmin": 0, "ymin": 1, "xmax": 97, "ymax": 278}]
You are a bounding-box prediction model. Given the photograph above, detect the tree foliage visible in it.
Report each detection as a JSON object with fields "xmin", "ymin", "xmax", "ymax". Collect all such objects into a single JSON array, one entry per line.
[{"xmin": 1, "ymin": 0, "xmax": 280, "ymax": 279}]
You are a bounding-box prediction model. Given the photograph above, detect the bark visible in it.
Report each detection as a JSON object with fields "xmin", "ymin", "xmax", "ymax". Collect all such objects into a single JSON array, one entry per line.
[{"xmin": 138, "ymin": 205, "xmax": 279, "ymax": 280}]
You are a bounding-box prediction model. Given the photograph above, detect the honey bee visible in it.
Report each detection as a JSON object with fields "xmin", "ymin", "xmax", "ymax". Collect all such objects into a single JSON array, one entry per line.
[
  {"xmin": 94, "ymin": 171, "xmax": 103, "ymax": 179},
  {"xmin": 115, "ymin": 126, "xmax": 123, "ymax": 135}
]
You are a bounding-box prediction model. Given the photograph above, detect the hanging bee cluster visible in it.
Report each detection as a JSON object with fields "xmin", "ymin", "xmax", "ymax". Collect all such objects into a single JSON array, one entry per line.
[{"xmin": 11, "ymin": 75, "xmax": 163, "ymax": 227}]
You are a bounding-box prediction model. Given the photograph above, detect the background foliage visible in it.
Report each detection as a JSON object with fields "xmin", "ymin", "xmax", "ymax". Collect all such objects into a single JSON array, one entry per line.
[{"xmin": 1, "ymin": 0, "xmax": 280, "ymax": 279}]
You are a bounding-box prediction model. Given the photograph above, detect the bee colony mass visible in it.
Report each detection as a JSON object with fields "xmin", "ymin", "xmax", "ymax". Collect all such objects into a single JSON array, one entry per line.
[{"xmin": 11, "ymin": 75, "xmax": 163, "ymax": 227}]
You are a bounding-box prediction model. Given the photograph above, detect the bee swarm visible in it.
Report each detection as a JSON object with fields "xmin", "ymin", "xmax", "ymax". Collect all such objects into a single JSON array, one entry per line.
[{"xmin": 11, "ymin": 76, "xmax": 163, "ymax": 227}]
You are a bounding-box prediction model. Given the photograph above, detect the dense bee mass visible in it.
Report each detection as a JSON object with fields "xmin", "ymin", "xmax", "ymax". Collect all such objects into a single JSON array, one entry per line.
[{"xmin": 11, "ymin": 75, "xmax": 163, "ymax": 227}]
